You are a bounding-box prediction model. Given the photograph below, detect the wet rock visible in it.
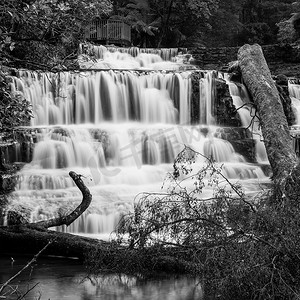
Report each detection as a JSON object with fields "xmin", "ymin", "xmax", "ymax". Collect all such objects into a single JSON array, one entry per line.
[
  {"xmin": 275, "ymin": 74, "xmax": 296, "ymax": 126},
  {"xmin": 0, "ymin": 169, "xmax": 21, "ymax": 194},
  {"xmin": 6, "ymin": 206, "xmax": 31, "ymax": 226},
  {"xmin": 214, "ymin": 127, "xmax": 256, "ymax": 162},
  {"xmin": 215, "ymin": 78, "xmax": 241, "ymax": 127},
  {"xmin": 190, "ymin": 71, "xmax": 205, "ymax": 123}
]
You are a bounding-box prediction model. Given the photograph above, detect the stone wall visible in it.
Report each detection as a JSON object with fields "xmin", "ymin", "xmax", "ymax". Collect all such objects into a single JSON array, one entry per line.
[{"xmin": 189, "ymin": 44, "xmax": 300, "ymax": 77}]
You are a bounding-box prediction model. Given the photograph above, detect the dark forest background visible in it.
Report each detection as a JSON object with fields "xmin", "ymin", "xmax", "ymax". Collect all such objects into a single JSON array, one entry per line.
[
  {"xmin": 0, "ymin": 0, "xmax": 300, "ymax": 70},
  {"xmin": 111, "ymin": 0, "xmax": 300, "ymax": 48}
]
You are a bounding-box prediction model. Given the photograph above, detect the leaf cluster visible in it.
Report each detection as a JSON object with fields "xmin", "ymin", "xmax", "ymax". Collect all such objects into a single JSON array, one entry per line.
[
  {"xmin": 0, "ymin": 0, "xmax": 112, "ymax": 70},
  {"xmin": 0, "ymin": 69, "xmax": 32, "ymax": 133}
]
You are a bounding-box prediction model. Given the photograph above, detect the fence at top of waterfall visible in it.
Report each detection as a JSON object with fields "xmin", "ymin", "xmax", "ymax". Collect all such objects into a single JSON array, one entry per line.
[{"xmin": 84, "ymin": 19, "xmax": 131, "ymax": 46}]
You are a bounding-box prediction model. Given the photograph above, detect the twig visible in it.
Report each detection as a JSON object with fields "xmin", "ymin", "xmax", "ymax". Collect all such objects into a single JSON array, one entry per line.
[
  {"xmin": 0, "ymin": 239, "xmax": 54, "ymax": 295},
  {"xmin": 17, "ymin": 282, "xmax": 40, "ymax": 300}
]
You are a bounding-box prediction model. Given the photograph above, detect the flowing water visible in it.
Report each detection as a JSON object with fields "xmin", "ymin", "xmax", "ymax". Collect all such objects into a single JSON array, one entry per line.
[
  {"xmin": 4, "ymin": 45, "xmax": 300, "ymax": 298},
  {"xmin": 4, "ymin": 46, "xmax": 280, "ymax": 238},
  {"xmin": 4, "ymin": 46, "xmax": 300, "ymax": 299}
]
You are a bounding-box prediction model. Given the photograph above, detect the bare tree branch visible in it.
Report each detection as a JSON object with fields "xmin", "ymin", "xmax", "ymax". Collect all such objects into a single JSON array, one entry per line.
[
  {"xmin": 0, "ymin": 239, "xmax": 54, "ymax": 295},
  {"xmin": 30, "ymin": 171, "xmax": 92, "ymax": 229}
]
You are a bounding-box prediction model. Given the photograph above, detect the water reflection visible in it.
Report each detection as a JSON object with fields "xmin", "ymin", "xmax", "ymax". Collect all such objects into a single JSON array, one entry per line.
[{"xmin": 0, "ymin": 256, "xmax": 203, "ymax": 300}]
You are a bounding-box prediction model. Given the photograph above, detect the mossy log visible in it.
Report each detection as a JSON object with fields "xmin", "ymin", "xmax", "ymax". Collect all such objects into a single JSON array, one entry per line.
[{"xmin": 237, "ymin": 44, "xmax": 300, "ymax": 200}]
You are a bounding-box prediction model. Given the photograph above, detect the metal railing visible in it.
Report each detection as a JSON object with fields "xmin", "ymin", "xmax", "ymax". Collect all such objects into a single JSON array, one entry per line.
[{"xmin": 85, "ymin": 19, "xmax": 131, "ymax": 45}]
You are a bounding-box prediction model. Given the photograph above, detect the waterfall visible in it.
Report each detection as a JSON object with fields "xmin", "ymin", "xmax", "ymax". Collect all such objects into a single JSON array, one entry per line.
[
  {"xmin": 6, "ymin": 46, "xmax": 272, "ymax": 238},
  {"xmin": 11, "ymin": 70, "xmax": 193, "ymax": 126},
  {"xmin": 289, "ymin": 82, "xmax": 300, "ymax": 125},
  {"xmin": 224, "ymin": 75, "xmax": 269, "ymax": 163}
]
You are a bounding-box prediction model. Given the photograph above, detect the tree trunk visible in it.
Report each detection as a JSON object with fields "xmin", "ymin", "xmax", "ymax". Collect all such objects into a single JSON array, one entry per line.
[{"xmin": 237, "ymin": 44, "xmax": 300, "ymax": 199}]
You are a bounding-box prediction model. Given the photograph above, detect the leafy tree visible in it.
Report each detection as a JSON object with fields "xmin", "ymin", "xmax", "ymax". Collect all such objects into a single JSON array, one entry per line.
[
  {"xmin": 277, "ymin": 2, "xmax": 300, "ymax": 44},
  {"xmin": 110, "ymin": 0, "xmax": 219, "ymax": 47},
  {"xmin": 202, "ymin": 0, "xmax": 297, "ymax": 46},
  {"xmin": 201, "ymin": 0, "xmax": 244, "ymax": 47},
  {"xmin": 0, "ymin": 0, "xmax": 112, "ymax": 69},
  {"xmin": 0, "ymin": 0, "xmax": 113, "ymax": 170},
  {"xmin": 110, "ymin": 0, "xmax": 158, "ymax": 47},
  {"xmin": 236, "ymin": 0, "xmax": 296, "ymax": 45},
  {"xmin": 0, "ymin": 69, "xmax": 32, "ymax": 170},
  {"xmin": 146, "ymin": 0, "xmax": 220, "ymax": 47}
]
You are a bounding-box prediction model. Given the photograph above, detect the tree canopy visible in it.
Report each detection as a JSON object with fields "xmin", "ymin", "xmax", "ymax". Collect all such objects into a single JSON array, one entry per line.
[
  {"xmin": 0, "ymin": 0, "xmax": 112, "ymax": 69},
  {"xmin": 110, "ymin": 0, "xmax": 300, "ymax": 47},
  {"xmin": 0, "ymin": 0, "xmax": 299, "ymax": 63}
]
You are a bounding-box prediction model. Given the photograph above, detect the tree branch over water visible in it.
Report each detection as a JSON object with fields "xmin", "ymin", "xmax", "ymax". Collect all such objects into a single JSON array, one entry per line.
[{"xmin": 30, "ymin": 171, "xmax": 92, "ymax": 229}]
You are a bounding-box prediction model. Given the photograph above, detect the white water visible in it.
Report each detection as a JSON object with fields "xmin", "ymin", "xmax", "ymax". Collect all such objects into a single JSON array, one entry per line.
[
  {"xmin": 224, "ymin": 76, "xmax": 269, "ymax": 163},
  {"xmin": 6, "ymin": 46, "xmax": 273, "ymax": 238}
]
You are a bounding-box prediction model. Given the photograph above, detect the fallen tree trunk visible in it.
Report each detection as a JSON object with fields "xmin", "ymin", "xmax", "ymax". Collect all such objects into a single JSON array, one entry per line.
[
  {"xmin": 0, "ymin": 225, "xmax": 111, "ymax": 259},
  {"xmin": 237, "ymin": 44, "xmax": 300, "ymax": 201},
  {"xmin": 0, "ymin": 171, "xmax": 107, "ymax": 259}
]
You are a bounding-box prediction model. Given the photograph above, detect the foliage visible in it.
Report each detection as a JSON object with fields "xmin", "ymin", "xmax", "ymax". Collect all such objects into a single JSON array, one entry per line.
[
  {"xmin": 0, "ymin": 0, "xmax": 112, "ymax": 69},
  {"xmin": 277, "ymin": 19, "xmax": 297, "ymax": 44},
  {"xmin": 110, "ymin": 0, "xmax": 158, "ymax": 47},
  {"xmin": 112, "ymin": 146, "xmax": 300, "ymax": 299},
  {"xmin": 205, "ymin": 0, "xmax": 297, "ymax": 46},
  {"xmin": 236, "ymin": 22, "xmax": 274, "ymax": 45},
  {"xmin": 110, "ymin": 0, "xmax": 298, "ymax": 47},
  {"xmin": 277, "ymin": 5, "xmax": 300, "ymax": 45},
  {"xmin": 111, "ymin": 0, "xmax": 219, "ymax": 47},
  {"xmin": 1, "ymin": 0, "xmax": 298, "ymax": 51},
  {"xmin": 0, "ymin": 68, "xmax": 32, "ymax": 169},
  {"xmin": 0, "ymin": 69, "xmax": 32, "ymax": 132}
]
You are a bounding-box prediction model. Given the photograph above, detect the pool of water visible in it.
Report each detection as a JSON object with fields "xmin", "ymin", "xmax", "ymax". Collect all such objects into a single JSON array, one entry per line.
[{"xmin": 0, "ymin": 255, "xmax": 203, "ymax": 300}]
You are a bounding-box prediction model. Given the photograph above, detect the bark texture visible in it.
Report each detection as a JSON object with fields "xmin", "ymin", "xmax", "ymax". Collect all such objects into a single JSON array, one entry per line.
[
  {"xmin": 237, "ymin": 44, "xmax": 299, "ymax": 191},
  {"xmin": 0, "ymin": 225, "xmax": 109, "ymax": 259},
  {"xmin": 32, "ymin": 171, "xmax": 92, "ymax": 229}
]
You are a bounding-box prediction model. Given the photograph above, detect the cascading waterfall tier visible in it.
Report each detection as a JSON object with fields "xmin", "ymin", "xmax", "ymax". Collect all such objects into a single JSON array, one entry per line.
[
  {"xmin": 10, "ymin": 70, "xmax": 191, "ymax": 126},
  {"xmin": 79, "ymin": 44, "xmax": 194, "ymax": 71},
  {"xmin": 5, "ymin": 47, "xmax": 274, "ymax": 238},
  {"xmin": 80, "ymin": 44, "xmax": 183, "ymax": 61},
  {"xmin": 225, "ymin": 75, "xmax": 300, "ymax": 162}
]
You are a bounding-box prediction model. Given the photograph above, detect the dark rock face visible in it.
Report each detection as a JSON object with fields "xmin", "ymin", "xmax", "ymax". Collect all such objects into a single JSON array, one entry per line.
[
  {"xmin": 189, "ymin": 47, "xmax": 238, "ymax": 71},
  {"xmin": 0, "ymin": 130, "xmax": 35, "ymax": 165},
  {"xmin": 190, "ymin": 71, "xmax": 241, "ymax": 127},
  {"xmin": 6, "ymin": 210, "xmax": 29, "ymax": 226},
  {"xmin": 0, "ymin": 173, "xmax": 17, "ymax": 193},
  {"xmin": 215, "ymin": 78, "xmax": 242, "ymax": 127},
  {"xmin": 190, "ymin": 71, "xmax": 205, "ymax": 123},
  {"xmin": 214, "ymin": 127, "xmax": 256, "ymax": 162},
  {"xmin": 0, "ymin": 165, "xmax": 23, "ymax": 195}
]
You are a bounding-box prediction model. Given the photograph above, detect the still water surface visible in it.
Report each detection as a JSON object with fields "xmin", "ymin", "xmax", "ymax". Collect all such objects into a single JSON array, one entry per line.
[{"xmin": 0, "ymin": 255, "xmax": 203, "ymax": 300}]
